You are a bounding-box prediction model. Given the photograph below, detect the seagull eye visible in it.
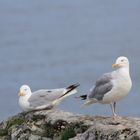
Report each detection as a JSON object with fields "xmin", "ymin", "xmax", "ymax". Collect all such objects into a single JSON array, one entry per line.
[{"xmin": 121, "ymin": 59, "xmax": 124, "ymax": 62}]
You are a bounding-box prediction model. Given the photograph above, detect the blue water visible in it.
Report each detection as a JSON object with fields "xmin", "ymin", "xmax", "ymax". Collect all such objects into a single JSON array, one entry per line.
[{"xmin": 0, "ymin": 0, "xmax": 140, "ymax": 120}]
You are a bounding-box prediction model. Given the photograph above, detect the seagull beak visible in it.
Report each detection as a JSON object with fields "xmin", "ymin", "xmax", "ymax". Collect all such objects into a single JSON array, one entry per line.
[
  {"xmin": 112, "ymin": 63, "xmax": 120, "ymax": 68},
  {"xmin": 18, "ymin": 91, "xmax": 25, "ymax": 96}
]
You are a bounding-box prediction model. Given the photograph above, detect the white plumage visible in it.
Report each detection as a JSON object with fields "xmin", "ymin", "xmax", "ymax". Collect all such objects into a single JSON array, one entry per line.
[
  {"xmin": 18, "ymin": 84, "xmax": 79, "ymax": 111},
  {"xmin": 79, "ymin": 56, "xmax": 132, "ymax": 118}
]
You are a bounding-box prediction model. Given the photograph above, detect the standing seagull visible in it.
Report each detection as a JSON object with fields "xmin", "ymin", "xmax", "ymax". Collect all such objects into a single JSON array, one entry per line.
[
  {"xmin": 78, "ymin": 56, "xmax": 132, "ymax": 118},
  {"xmin": 18, "ymin": 84, "xmax": 79, "ymax": 111}
]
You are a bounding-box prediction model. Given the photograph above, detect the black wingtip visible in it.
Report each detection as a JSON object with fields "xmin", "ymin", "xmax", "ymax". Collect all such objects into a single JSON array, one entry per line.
[
  {"xmin": 66, "ymin": 83, "xmax": 80, "ymax": 90},
  {"xmin": 59, "ymin": 83, "xmax": 80, "ymax": 98},
  {"xmin": 75, "ymin": 94, "xmax": 87, "ymax": 100}
]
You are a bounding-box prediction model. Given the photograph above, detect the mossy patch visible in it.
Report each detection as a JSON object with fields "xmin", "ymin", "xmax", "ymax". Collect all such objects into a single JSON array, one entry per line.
[
  {"xmin": 6, "ymin": 117, "xmax": 25, "ymax": 129},
  {"xmin": 0, "ymin": 117, "xmax": 25, "ymax": 136},
  {"xmin": 0, "ymin": 128, "xmax": 8, "ymax": 136},
  {"xmin": 61, "ymin": 128, "xmax": 76, "ymax": 140},
  {"xmin": 42, "ymin": 120, "xmax": 89, "ymax": 139}
]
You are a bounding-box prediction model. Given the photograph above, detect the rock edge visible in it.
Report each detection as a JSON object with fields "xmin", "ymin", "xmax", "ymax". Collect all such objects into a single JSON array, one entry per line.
[{"xmin": 0, "ymin": 110, "xmax": 140, "ymax": 140}]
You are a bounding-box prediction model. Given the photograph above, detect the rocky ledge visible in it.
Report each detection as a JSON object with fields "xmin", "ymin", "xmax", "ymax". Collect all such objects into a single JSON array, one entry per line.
[{"xmin": 0, "ymin": 110, "xmax": 140, "ymax": 140}]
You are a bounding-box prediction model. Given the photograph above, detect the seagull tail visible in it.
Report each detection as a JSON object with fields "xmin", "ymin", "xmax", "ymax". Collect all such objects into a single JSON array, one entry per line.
[
  {"xmin": 75, "ymin": 95, "xmax": 97, "ymax": 107},
  {"xmin": 83, "ymin": 99, "xmax": 97, "ymax": 106},
  {"xmin": 52, "ymin": 83, "xmax": 80, "ymax": 106},
  {"xmin": 60, "ymin": 83, "xmax": 80, "ymax": 98}
]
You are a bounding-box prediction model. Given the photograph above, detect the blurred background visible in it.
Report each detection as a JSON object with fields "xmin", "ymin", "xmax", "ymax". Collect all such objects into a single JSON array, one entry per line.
[{"xmin": 0, "ymin": 0, "xmax": 140, "ymax": 120}]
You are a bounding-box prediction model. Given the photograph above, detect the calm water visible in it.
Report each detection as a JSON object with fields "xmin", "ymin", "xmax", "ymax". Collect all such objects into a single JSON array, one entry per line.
[{"xmin": 0, "ymin": 0, "xmax": 140, "ymax": 120}]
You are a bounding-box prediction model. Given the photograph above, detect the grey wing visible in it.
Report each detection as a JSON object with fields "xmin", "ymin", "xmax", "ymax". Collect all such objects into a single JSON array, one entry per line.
[
  {"xmin": 28, "ymin": 88, "xmax": 65, "ymax": 107},
  {"xmin": 89, "ymin": 73, "xmax": 113, "ymax": 101}
]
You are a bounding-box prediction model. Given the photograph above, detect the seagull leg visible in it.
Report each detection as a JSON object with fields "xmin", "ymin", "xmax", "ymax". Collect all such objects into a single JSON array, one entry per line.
[
  {"xmin": 110, "ymin": 102, "xmax": 117, "ymax": 119},
  {"xmin": 113, "ymin": 102, "xmax": 117, "ymax": 116}
]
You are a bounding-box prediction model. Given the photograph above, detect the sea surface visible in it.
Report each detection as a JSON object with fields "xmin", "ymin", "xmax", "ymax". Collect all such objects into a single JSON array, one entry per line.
[{"xmin": 0, "ymin": 0, "xmax": 140, "ymax": 120}]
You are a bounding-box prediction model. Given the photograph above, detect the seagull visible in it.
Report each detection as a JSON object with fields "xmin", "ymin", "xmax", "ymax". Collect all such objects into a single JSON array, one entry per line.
[
  {"xmin": 18, "ymin": 84, "xmax": 79, "ymax": 112},
  {"xmin": 78, "ymin": 56, "xmax": 132, "ymax": 118}
]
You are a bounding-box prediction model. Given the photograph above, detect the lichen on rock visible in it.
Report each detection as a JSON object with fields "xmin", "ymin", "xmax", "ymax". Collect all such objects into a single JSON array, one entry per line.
[{"xmin": 0, "ymin": 110, "xmax": 140, "ymax": 140}]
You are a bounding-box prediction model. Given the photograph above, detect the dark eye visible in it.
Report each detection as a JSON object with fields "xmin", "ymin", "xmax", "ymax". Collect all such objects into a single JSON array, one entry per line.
[
  {"xmin": 24, "ymin": 88, "xmax": 27, "ymax": 91},
  {"xmin": 121, "ymin": 59, "xmax": 124, "ymax": 62}
]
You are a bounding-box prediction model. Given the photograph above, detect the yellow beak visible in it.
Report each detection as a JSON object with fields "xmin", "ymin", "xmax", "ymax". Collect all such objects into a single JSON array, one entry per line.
[
  {"xmin": 18, "ymin": 92, "xmax": 25, "ymax": 96},
  {"xmin": 112, "ymin": 63, "xmax": 120, "ymax": 68}
]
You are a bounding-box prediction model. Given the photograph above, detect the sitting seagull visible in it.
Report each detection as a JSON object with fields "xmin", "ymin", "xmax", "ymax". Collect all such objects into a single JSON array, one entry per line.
[
  {"xmin": 78, "ymin": 56, "xmax": 132, "ymax": 118},
  {"xmin": 18, "ymin": 84, "xmax": 79, "ymax": 111}
]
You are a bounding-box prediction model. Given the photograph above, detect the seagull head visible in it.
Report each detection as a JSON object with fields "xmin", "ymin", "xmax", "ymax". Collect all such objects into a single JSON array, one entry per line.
[
  {"xmin": 112, "ymin": 56, "xmax": 129, "ymax": 69},
  {"xmin": 18, "ymin": 85, "xmax": 32, "ymax": 97}
]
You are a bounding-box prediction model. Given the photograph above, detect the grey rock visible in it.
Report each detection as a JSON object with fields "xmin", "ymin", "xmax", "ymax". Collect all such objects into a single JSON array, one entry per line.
[
  {"xmin": 28, "ymin": 134, "xmax": 52, "ymax": 140},
  {"xmin": 0, "ymin": 109, "xmax": 140, "ymax": 140}
]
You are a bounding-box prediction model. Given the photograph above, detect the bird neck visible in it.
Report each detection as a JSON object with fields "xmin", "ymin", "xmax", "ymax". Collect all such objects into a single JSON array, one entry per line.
[
  {"xmin": 117, "ymin": 66, "xmax": 130, "ymax": 76},
  {"xmin": 22, "ymin": 92, "xmax": 32, "ymax": 100}
]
